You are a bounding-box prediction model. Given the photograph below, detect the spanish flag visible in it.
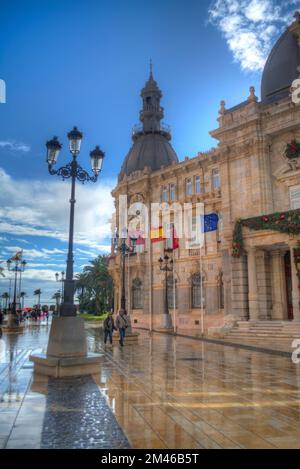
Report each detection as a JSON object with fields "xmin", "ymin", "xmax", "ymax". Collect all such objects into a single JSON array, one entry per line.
[{"xmin": 150, "ymin": 226, "xmax": 165, "ymax": 243}]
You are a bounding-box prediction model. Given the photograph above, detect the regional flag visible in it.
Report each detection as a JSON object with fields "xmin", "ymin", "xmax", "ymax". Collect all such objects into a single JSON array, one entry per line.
[
  {"xmin": 165, "ymin": 224, "xmax": 179, "ymax": 251},
  {"xmin": 150, "ymin": 226, "xmax": 165, "ymax": 243},
  {"xmin": 135, "ymin": 235, "xmax": 145, "ymax": 253},
  {"xmin": 128, "ymin": 229, "xmax": 145, "ymax": 253}
]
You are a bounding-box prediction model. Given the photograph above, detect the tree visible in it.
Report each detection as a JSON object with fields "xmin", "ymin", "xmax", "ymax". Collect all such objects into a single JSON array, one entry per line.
[
  {"xmin": 1, "ymin": 292, "xmax": 9, "ymax": 310},
  {"xmin": 75, "ymin": 255, "xmax": 113, "ymax": 315},
  {"xmin": 20, "ymin": 291, "xmax": 26, "ymax": 308},
  {"xmin": 33, "ymin": 289, "xmax": 42, "ymax": 307},
  {"xmin": 51, "ymin": 291, "xmax": 61, "ymax": 313}
]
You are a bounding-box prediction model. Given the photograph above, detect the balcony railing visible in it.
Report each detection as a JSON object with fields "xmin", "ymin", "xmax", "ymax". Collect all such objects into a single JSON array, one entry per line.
[{"xmin": 132, "ymin": 122, "xmax": 171, "ymax": 137}]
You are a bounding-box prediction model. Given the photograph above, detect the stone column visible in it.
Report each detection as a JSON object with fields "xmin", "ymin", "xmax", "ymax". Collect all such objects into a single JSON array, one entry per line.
[
  {"xmin": 270, "ymin": 250, "xmax": 287, "ymax": 320},
  {"xmin": 247, "ymin": 247, "xmax": 259, "ymax": 321},
  {"xmin": 289, "ymin": 245, "xmax": 300, "ymax": 321}
]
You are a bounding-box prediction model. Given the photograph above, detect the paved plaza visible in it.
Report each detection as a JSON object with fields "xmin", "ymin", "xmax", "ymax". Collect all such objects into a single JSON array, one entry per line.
[{"xmin": 1, "ymin": 323, "xmax": 300, "ymax": 449}]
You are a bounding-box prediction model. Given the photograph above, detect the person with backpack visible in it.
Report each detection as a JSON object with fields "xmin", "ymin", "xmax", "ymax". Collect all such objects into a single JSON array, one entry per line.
[
  {"xmin": 115, "ymin": 309, "xmax": 128, "ymax": 346},
  {"xmin": 103, "ymin": 312, "xmax": 117, "ymax": 346}
]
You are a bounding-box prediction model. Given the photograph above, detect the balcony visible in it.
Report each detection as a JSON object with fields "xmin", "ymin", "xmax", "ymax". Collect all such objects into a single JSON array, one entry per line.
[{"xmin": 132, "ymin": 122, "xmax": 171, "ymax": 140}]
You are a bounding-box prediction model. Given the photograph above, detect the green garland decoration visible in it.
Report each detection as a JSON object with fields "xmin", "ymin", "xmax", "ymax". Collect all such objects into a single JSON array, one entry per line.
[
  {"xmin": 232, "ymin": 209, "xmax": 300, "ymax": 257},
  {"xmin": 285, "ymin": 139, "xmax": 300, "ymax": 160}
]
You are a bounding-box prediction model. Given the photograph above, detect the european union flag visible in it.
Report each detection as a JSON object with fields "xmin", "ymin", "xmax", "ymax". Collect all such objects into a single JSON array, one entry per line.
[{"xmin": 201, "ymin": 213, "xmax": 219, "ymax": 233}]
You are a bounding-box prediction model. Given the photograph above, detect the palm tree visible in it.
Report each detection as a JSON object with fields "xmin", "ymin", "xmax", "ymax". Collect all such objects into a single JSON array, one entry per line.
[
  {"xmin": 51, "ymin": 291, "xmax": 61, "ymax": 313},
  {"xmin": 33, "ymin": 289, "xmax": 42, "ymax": 308},
  {"xmin": 75, "ymin": 255, "xmax": 113, "ymax": 315},
  {"xmin": 20, "ymin": 291, "xmax": 26, "ymax": 308},
  {"xmin": 1, "ymin": 292, "xmax": 9, "ymax": 310}
]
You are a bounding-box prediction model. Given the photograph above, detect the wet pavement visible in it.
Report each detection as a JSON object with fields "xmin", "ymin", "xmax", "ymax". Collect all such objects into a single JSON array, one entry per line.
[{"xmin": 1, "ymin": 322, "xmax": 300, "ymax": 448}]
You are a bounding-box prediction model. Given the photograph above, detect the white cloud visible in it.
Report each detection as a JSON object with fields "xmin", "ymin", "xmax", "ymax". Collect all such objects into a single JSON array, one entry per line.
[
  {"xmin": 0, "ymin": 167, "xmax": 115, "ymax": 253},
  {"xmin": 0, "ymin": 140, "xmax": 30, "ymax": 152},
  {"xmin": 208, "ymin": 0, "xmax": 300, "ymax": 71}
]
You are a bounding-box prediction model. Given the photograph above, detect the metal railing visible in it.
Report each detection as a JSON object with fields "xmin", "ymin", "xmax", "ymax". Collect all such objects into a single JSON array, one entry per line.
[{"xmin": 132, "ymin": 122, "xmax": 171, "ymax": 136}]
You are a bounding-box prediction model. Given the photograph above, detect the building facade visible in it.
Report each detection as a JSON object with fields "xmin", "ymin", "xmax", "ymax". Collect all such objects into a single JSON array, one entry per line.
[{"xmin": 109, "ymin": 15, "xmax": 300, "ymax": 333}]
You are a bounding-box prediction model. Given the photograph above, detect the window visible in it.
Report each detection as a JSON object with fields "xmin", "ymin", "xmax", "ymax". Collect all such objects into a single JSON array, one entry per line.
[
  {"xmin": 212, "ymin": 168, "xmax": 220, "ymax": 189},
  {"xmin": 132, "ymin": 278, "xmax": 143, "ymax": 309},
  {"xmin": 167, "ymin": 276, "xmax": 177, "ymax": 309},
  {"xmin": 162, "ymin": 185, "xmax": 168, "ymax": 202},
  {"xmin": 186, "ymin": 178, "xmax": 193, "ymax": 196},
  {"xmin": 290, "ymin": 185, "xmax": 300, "ymax": 209},
  {"xmin": 191, "ymin": 273, "xmax": 205, "ymax": 308},
  {"xmin": 170, "ymin": 183, "xmax": 175, "ymax": 201},
  {"xmin": 195, "ymin": 175, "xmax": 201, "ymax": 194}
]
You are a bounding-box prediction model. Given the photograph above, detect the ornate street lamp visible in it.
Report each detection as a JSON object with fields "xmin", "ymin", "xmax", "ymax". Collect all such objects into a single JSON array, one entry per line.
[
  {"xmin": 29, "ymin": 127, "xmax": 104, "ymax": 377},
  {"xmin": 119, "ymin": 231, "xmax": 137, "ymax": 313},
  {"xmin": 158, "ymin": 254, "xmax": 173, "ymax": 328},
  {"xmin": 7, "ymin": 257, "xmax": 27, "ymax": 323},
  {"xmin": 46, "ymin": 127, "xmax": 104, "ymax": 316}
]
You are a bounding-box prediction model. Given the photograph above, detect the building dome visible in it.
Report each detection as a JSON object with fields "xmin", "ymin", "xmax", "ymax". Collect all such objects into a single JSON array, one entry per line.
[
  {"xmin": 261, "ymin": 16, "xmax": 300, "ymax": 104},
  {"xmin": 118, "ymin": 64, "xmax": 178, "ymax": 181},
  {"xmin": 119, "ymin": 132, "xmax": 178, "ymax": 179}
]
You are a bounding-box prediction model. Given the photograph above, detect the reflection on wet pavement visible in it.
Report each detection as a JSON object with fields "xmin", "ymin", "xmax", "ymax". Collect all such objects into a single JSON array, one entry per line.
[{"xmin": 1, "ymin": 324, "xmax": 300, "ymax": 448}]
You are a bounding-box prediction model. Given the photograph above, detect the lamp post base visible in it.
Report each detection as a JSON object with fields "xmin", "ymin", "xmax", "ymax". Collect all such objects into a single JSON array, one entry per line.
[
  {"xmin": 2, "ymin": 314, "xmax": 24, "ymax": 333},
  {"xmin": 60, "ymin": 301, "xmax": 77, "ymax": 317},
  {"xmin": 29, "ymin": 317, "xmax": 102, "ymax": 377}
]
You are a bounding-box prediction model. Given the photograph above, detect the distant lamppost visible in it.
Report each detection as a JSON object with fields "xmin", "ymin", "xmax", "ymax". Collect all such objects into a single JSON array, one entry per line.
[
  {"xmin": 7, "ymin": 257, "xmax": 27, "ymax": 319},
  {"xmin": 158, "ymin": 254, "xmax": 173, "ymax": 328},
  {"xmin": 46, "ymin": 127, "xmax": 105, "ymax": 316},
  {"xmin": 55, "ymin": 271, "xmax": 65, "ymax": 298},
  {"xmin": 119, "ymin": 231, "xmax": 137, "ymax": 313}
]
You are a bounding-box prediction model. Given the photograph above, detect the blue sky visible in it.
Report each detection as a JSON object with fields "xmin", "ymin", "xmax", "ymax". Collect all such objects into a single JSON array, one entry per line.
[{"xmin": 0, "ymin": 0, "xmax": 298, "ymax": 306}]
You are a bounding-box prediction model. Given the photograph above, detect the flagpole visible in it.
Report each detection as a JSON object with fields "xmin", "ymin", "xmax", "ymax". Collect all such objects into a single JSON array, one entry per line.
[
  {"xmin": 200, "ymin": 244, "xmax": 204, "ymax": 336},
  {"xmin": 200, "ymin": 205, "xmax": 205, "ymax": 336},
  {"xmin": 127, "ymin": 250, "xmax": 130, "ymax": 315},
  {"xmin": 149, "ymin": 203, "xmax": 153, "ymax": 333},
  {"xmin": 172, "ymin": 248, "xmax": 176, "ymax": 334}
]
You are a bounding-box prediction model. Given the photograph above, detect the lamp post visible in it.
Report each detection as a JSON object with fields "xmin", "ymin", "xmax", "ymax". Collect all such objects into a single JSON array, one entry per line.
[
  {"xmin": 158, "ymin": 254, "xmax": 173, "ymax": 329},
  {"xmin": 119, "ymin": 232, "xmax": 137, "ymax": 313},
  {"xmin": 46, "ymin": 127, "xmax": 104, "ymax": 316},
  {"xmin": 7, "ymin": 257, "xmax": 27, "ymax": 327},
  {"xmin": 29, "ymin": 127, "xmax": 104, "ymax": 377}
]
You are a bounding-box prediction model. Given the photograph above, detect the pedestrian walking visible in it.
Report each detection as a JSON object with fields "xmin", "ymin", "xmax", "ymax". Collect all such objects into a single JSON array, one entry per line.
[
  {"xmin": 115, "ymin": 309, "xmax": 128, "ymax": 346},
  {"xmin": 103, "ymin": 312, "xmax": 116, "ymax": 345}
]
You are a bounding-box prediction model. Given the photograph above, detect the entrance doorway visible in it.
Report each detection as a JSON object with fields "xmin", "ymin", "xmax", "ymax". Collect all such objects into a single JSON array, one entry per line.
[{"xmin": 284, "ymin": 251, "xmax": 293, "ymax": 320}]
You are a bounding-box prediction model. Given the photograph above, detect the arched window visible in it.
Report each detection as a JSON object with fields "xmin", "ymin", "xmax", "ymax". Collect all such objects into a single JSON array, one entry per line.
[
  {"xmin": 132, "ymin": 278, "xmax": 143, "ymax": 309},
  {"xmin": 167, "ymin": 276, "xmax": 177, "ymax": 309},
  {"xmin": 219, "ymin": 272, "xmax": 224, "ymax": 309},
  {"xmin": 192, "ymin": 273, "xmax": 205, "ymax": 308}
]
